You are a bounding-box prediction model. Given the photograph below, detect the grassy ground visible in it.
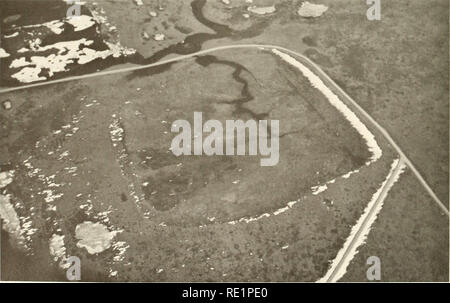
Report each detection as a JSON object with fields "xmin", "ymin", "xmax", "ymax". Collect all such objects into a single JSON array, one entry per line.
[
  {"xmin": 342, "ymin": 171, "xmax": 449, "ymax": 282},
  {"xmin": 1, "ymin": 0, "xmax": 448, "ymax": 281}
]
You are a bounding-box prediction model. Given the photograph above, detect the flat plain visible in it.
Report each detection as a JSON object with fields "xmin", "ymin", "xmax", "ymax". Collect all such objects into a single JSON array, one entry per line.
[{"xmin": 0, "ymin": 0, "xmax": 448, "ymax": 282}]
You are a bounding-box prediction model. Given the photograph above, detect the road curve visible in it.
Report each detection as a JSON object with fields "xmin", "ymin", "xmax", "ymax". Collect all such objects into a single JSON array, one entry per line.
[{"xmin": 0, "ymin": 43, "xmax": 448, "ymax": 216}]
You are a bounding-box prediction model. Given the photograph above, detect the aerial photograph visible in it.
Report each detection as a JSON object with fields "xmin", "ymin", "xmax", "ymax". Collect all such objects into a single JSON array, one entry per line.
[{"xmin": 0, "ymin": 0, "xmax": 448, "ymax": 283}]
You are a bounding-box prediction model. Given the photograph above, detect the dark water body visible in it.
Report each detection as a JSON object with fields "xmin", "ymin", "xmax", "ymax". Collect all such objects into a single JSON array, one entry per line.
[{"xmin": 126, "ymin": 0, "xmax": 273, "ymax": 79}]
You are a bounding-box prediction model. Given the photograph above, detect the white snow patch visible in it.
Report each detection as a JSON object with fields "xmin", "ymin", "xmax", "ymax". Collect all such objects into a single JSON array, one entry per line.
[
  {"xmin": 0, "ymin": 171, "xmax": 15, "ymax": 188},
  {"xmin": 66, "ymin": 15, "xmax": 96, "ymax": 32},
  {"xmin": 9, "ymin": 37, "xmax": 135, "ymax": 83},
  {"xmin": 297, "ymin": 2, "xmax": 328, "ymax": 18},
  {"xmin": 153, "ymin": 33, "xmax": 165, "ymax": 41},
  {"xmin": 342, "ymin": 169, "xmax": 360, "ymax": 179},
  {"xmin": 227, "ymin": 199, "xmax": 300, "ymax": 225},
  {"xmin": 312, "ymin": 184, "xmax": 328, "ymax": 195},
  {"xmin": 45, "ymin": 20, "xmax": 65, "ymax": 34},
  {"xmin": 248, "ymin": 5, "xmax": 276, "ymax": 15},
  {"xmin": 49, "ymin": 234, "xmax": 66, "ymax": 263},
  {"xmin": 0, "ymin": 194, "xmax": 27, "ymax": 248},
  {"xmin": 20, "ymin": 15, "xmax": 94, "ymax": 34},
  {"xmin": 10, "ymin": 57, "xmax": 31, "ymax": 69},
  {"xmin": 109, "ymin": 270, "xmax": 118, "ymax": 277},
  {"xmin": 0, "ymin": 171, "xmax": 30, "ymax": 250},
  {"xmin": 112, "ymin": 241, "xmax": 130, "ymax": 263},
  {"xmin": 17, "ymin": 47, "xmax": 29, "ymax": 53},
  {"xmin": 41, "ymin": 189, "xmax": 64, "ymax": 203},
  {"xmin": 0, "ymin": 48, "xmax": 10, "ymax": 58},
  {"xmin": 11, "ymin": 67, "xmax": 46, "ymax": 83},
  {"xmin": 109, "ymin": 115, "xmax": 124, "ymax": 145},
  {"xmin": 4, "ymin": 32, "xmax": 19, "ymax": 38},
  {"xmin": 21, "ymin": 19, "xmax": 65, "ymax": 34}
]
